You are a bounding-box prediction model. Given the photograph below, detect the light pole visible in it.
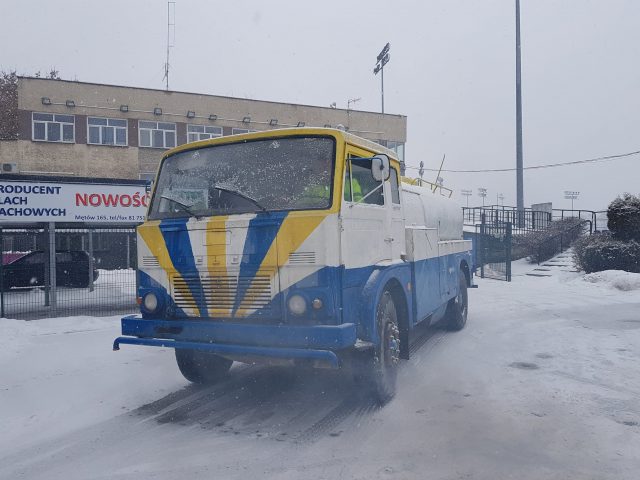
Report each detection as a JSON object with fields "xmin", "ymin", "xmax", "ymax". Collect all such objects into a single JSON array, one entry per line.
[
  {"xmin": 515, "ymin": 0, "xmax": 524, "ymax": 224},
  {"xmin": 461, "ymin": 189, "xmax": 472, "ymax": 207},
  {"xmin": 478, "ymin": 187, "xmax": 488, "ymax": 207},
  {"xmin": 564, "ymin": 191, "xmax": 580, "ymax": 211},
  {"xmin": 373, "ymin": 43, "xmax": 390, "ymax": 114}
]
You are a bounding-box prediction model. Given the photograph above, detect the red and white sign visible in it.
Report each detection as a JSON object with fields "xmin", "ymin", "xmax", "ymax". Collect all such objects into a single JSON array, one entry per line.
[{"xmin": 0, "ymin": 180, "xmax": 149, "ymax": 223}]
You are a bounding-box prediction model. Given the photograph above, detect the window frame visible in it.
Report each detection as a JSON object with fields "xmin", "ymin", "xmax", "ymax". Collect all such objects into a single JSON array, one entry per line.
[
  {"xmin": 343, "ymin": 153, "xmax": 385, "ymax": 207},
  {"xmin": 187, "ymin": 124, "xmax": 223, "ymax": 143},
  {"xmin": 87, "ymin": 116, "xmax": 128, "ymax": 147},
  {"xmin": 138, "ymin": 120, "xmax": 177, "ymax": 149},
  {"xmin": 32, "ymin": 112, "xmax": 75, "ymax": 143}
]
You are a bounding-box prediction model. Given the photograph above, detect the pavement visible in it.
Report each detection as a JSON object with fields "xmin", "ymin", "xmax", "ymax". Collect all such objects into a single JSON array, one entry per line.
[{"xmin": 1, "ymin": 255, "xmax": 639, "ymax": 480}]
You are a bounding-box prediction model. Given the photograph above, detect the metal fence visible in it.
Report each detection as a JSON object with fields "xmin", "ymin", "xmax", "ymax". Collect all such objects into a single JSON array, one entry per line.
[
  {"xmin": 0, "ymin": 224, "xmax": 138, "ymax": 319},
  {"xmin": 464, "ymin": 205, "xmax": 607, "ymax": 233},
  {"xmin": 463, "ymin": 206, "xmax": 551, "ymax": 233},
  {"xmin": 477, "ymin": 220, "xmax": 512, "ymax": 282}
]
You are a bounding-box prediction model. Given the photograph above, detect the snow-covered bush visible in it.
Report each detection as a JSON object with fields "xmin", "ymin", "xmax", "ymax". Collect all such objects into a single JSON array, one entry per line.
[
  {"xmin": 573, "ymin": 233, "xmax": 640, "ymax": 273},
  {"xmin": 607, "ymin": 193, "xmax": 640, "ymax": 242}
]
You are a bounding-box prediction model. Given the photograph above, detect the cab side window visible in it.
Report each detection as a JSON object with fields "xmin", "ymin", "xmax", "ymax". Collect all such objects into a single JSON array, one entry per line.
[
  {"xmin": 390, "ymin": 168, "xmax": 400, "ymax": 204},
  {"xmin": 344, "ymin": 156, "xmax": 384, "ymax": 206}
]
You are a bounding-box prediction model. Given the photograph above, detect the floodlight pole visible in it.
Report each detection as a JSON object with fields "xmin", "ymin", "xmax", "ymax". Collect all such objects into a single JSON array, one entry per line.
[
  {"xmin": 374, "ymin": 43, "xmax": 390, "ymax": 115},
  {"xmin": 515, "ymin": 0, "xmax": 524, "ymax": 224},
  {"xmin": 381, "ymin": 66, "xmax": 385, "ymax": 114}
]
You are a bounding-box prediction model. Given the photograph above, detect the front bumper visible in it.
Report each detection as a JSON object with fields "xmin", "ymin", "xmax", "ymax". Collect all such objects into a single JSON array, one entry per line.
[{"xmin": 113, "ymin": 316, "xmax": 358, "ymax": 369}]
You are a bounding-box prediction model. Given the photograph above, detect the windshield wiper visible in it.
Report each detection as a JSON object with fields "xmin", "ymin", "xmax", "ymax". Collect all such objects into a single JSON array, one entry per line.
[
  {"xmin": 160, "ymin": 195, "xmax": 200, "ymax": 218},
  {"xmin": 213, "ymin": 186, "xmax": 267, "ymax": 212}
]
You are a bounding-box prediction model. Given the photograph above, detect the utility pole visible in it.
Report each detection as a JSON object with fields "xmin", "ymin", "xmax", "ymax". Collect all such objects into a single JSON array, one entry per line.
[
  {"xmin": 461, "ymin": 189, "xmax": 472, "ymax": 207},
  {"xmin": 163, "ymin": 2, "xmax": 176, "ymax": 91},
  {"xmin": 515, "ymin": 0, "xmax": 524, "ymax": 223},
  {"xmin": 373, "ymin": 43, "xmax": 390, "ymax": 114}
]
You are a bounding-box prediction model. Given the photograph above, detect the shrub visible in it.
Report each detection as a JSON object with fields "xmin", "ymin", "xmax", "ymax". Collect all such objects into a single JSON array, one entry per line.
[
  {"xmin": 607, "ymin": 193, "xmax": 640, "ymax": 242},
  {"xmin": 573, "ymin": 234, "xmax": 640, "ymax": 273}
]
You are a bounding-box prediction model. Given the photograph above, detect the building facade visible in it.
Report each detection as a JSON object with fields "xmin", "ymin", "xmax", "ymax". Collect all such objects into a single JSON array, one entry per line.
[{"xmin": 0, "ymin": 77, "xmax": 407, "ymax": 181}]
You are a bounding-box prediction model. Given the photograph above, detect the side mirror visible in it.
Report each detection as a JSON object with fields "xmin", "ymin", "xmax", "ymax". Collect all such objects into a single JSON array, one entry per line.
[{"xmin": 371, "ymin": 154, "xmax": 390, "ymax": 182}]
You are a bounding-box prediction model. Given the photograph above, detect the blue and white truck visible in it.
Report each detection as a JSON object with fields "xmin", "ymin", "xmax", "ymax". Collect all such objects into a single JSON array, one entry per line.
[{"xmin": 114, "ymin": 128, "xmax": 473, "ymax": 401}]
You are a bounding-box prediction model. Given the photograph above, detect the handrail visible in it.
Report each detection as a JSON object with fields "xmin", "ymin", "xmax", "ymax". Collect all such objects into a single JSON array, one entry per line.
[
  {"xmin": 535, "ymin": 219, "xmax": 592, "ymax": 264},
  {"xmin": 401, "ymin": 176, "xmax": 453, "ymax": 197}
]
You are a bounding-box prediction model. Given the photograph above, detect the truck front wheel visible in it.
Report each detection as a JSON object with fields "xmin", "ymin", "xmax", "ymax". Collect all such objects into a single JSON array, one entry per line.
[
  {"xmin": 175, "ymin": 349, "xmax": 233, "ymax": 384},
  {"xmin": 358, "ymin": 291, "xmax": 400, "ymax": 404}
]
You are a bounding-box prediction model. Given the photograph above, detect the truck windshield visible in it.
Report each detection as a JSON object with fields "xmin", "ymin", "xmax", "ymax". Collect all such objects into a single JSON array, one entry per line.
[{"xmin": 148, "ymin": 136, "xmax": 335, "ymax": 219}]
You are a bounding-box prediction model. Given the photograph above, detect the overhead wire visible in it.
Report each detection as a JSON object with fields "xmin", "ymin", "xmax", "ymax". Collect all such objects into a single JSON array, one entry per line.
[{"xmin": 404, "ymin": 149, "xmax": 640, "ymax": 173}]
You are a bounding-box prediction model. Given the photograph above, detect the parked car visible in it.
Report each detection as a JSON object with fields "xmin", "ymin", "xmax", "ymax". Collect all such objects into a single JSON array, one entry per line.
[{"xmin": 1, "ymin": 251, "xmax": 99, "ymax": 290}]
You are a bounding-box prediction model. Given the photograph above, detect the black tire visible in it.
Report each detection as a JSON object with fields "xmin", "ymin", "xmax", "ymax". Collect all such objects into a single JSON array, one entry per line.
[
  {"xmin": 175, "ymin": 348, "xmax": 233, "ymax": 384},
  {"xmin": 444, "ymin": 270, "xmax": 468, "ymax": 331},
  {"xmin": 359, "ymin": 291, "xmax": 401, "ymax": 404}
]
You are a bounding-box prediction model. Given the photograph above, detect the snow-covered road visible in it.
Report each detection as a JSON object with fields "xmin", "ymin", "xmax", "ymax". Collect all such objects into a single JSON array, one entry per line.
[{"xmin": 1, "ymin": 256, "xmax": 639, "ymax": 480}]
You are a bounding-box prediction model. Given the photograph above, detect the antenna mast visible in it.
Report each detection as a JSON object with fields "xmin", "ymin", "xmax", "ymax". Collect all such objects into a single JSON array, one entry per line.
[{"xmin": 163, "ymin": 2, "xmax": 176, "ymax": 91}]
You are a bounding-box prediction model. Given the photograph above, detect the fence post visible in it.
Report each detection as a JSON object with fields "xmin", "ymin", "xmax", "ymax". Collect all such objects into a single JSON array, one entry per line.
[
  {"xmin": 0, "ymin": 227, "xmax": 4, "ymax": 318},
  {"xmin": 48, "ymin": 222, "xmax": 57, "ymax": 310},
  {"xmin": 480, "ymin": 213, "xmax": 486, "ymax": 279},
  {"xmin": 126, "ymin": 233, "xmax": 131, "ymax": 269},
  {"xmin": 88, "ymin": 229, "xmax": 95, "ymax": 292},
  {"xmin": 506, "ymin": 222, "xmax": 512, "ymax": 282}
]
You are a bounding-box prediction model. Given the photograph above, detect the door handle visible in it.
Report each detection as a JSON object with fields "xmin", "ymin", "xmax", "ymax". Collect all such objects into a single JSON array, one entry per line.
[{"xmin": 384, "ymin": 236, "xmax": 394, "ymax": 243}]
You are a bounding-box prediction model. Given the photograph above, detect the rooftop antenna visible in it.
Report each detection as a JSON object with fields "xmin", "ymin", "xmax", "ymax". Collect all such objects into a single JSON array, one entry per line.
[
  {"xmin": 163, "ymin": 2, "xmax": 176, "ymax": 91},
  {"xmin": 432, "ymin": 154, "xmax": 446, "ymax": 193}
]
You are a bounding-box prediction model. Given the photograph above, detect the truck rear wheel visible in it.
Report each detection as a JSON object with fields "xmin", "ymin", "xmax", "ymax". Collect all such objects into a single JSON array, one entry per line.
[
  {"xmin": 444, "ymin": 270, "xmax": 468, "ymax": 331},
  {"xmin": 175, "ymin": 349, "xmax": 233, "ymax": 384}
]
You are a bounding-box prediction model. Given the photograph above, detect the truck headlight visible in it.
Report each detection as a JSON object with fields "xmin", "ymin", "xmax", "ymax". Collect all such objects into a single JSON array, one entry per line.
[
  {"xmin": 287, "ymin": 294, "xmax": 307, "ymax": 315},
  {"xmin": 143, "ymin": 292, "xmax": 159, "ymax": 313}
]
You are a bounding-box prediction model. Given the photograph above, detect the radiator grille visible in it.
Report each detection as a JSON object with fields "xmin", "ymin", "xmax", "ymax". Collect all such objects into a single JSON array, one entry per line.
[
  {"xmin": 142, "ymin": 256, "xmax": 160, "ymax": 268},
  {"xmin": 172, "ymin": 274, "xmax": 273, "ymax": 312},
  {"xmin": 288, "ymin": 251, "xmax": 316, "ymax": 264}
]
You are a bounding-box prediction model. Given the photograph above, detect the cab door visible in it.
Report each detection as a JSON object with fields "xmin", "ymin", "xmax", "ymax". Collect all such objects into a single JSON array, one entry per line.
[
  {"xmin": 340, "ymin": 146, "xmax": 389, "ymax": 275},
  {"xmin": 387, "ymin": 166, "xmax": 405, "ymax": 261}
]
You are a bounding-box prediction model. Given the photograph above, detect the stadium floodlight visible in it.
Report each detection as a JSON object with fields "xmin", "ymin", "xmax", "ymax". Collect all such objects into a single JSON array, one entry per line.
[
  {"xmin": 461, "ymin": 189, "xmax": 472, "ymax": 207},
  {"xmin": 478, "ymin": 187, "xmax": 488, "ymax": 207},
  {"xmin": 564, "ymin": 190, "xmax": 580, "ymax": 210},
  {"xmin": 373, "ymin": 43, "xmax": 391, "ymax": 114}
]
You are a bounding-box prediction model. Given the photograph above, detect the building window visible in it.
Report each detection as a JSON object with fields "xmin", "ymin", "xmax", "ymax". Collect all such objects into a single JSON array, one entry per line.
[
  {"xmin": 87, "ymin": 117, "xmax": 128, "ymax": 146},
  {"xmin": 139, "ymin": 121, "xmax": 176, "ymax": 149},
  {"xmin": 32, "ymin": 113, "xmax": 75, "ymax": 143},
  {"xmin": 386, "ymin": 141, "xmax": 405, "ymax": 163},
  {"xmin": 187, "ymin": 124, "xmax": 222, "ymax": 143},
  {"xmin": 231, "ymin": 128, "xmax": 249, "ymax": 135}
]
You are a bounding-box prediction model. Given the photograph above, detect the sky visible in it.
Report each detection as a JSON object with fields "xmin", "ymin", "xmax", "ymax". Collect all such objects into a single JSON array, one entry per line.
[{"xmin": 1, "ymin": 0, "xmax": 639, "ymax": 211}]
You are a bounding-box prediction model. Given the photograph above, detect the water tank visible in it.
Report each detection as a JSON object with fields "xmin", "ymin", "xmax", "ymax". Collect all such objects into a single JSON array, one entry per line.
[{"xmin": 402, "ymin": 184, "xmax": 463, "ymax": 241}]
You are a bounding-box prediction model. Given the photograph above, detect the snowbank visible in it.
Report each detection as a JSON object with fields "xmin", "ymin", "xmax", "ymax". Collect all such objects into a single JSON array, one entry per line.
[{"xmin": 582, "ymin": 270, "xmax": 640, "ymax": 291}]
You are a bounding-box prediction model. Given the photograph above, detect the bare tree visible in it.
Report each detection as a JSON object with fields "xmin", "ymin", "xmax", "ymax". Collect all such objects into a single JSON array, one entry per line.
[{"xmin": 0, "ymin": 71, "xmax": 19, "ymax": 140}]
